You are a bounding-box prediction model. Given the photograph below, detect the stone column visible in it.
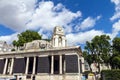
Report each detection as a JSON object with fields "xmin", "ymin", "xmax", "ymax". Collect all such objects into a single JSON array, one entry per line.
[
  {"xmin": 54, "ymin": 36, "xmax": 58, "ymax": 47},
  {"xmin": 65, "ymin": 40, "xmax": 67, "ymax": 46},
  {"xmin": 64, "ymin": 59, "xmax": 66, "ymax": 74},
  {"xmin": 62, "ymin": 37, "xmax": 66, "ymax": 47},
  {"xmin": 81, "ymin": 57, "xmax": 85, "ymax": 72},
  {"xmin": 32, "ymin": 57, "xmax": 36, "ymax": 74},
  {"xmin": 59, "ymin": 55, "xmax": 62, "ymax": 74},
  {"xmin": 78, "ymin": 57, "xmax": 80, "ymax": 74},
  {"xmin": 10, "ymin": 58, "xmax": 14, "ymax": 74},
  {"xmin": 3, "ymin": 58, "xmax": 8, "ymax": 74},
  {"xmin": 51, "ymin": 55, "xmax": 54, "ymax": 74},
  {"xmin": 25, "ymin": 57, "xmax": 29, "ymax": 74}
]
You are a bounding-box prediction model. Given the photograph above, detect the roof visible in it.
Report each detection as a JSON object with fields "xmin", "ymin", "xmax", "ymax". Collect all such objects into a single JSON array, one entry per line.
[{"xmin": 0, "ymin": 46, "xmax": 82, "ymax": 58}]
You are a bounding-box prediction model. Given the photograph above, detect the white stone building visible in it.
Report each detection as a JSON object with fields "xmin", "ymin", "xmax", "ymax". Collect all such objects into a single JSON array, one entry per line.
[{"xmin": 0, "ymin": 26, "xmax": 85, "ymax": 80}]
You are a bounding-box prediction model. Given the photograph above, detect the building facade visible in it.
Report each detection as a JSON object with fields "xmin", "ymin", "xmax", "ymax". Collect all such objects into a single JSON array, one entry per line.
[
  {"xmin": 0, "ymin": 26, "xmax": 85, "ymax": 80},
  {"xmin": 0, "ymin": 41, "xmax": 14, "ymax": 52}
]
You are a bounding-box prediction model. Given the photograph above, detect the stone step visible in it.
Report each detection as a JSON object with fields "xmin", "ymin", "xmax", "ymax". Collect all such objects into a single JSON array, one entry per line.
[{"xmin": 26, "ymin": 79, "xmax": 32, "ymax": 80}]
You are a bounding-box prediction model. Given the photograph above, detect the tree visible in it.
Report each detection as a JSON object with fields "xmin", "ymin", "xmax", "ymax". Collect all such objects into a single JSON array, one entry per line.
[
  {"xmin": 83, "ymin": 51, "xmax": 93, "ymax": 70},
  {"xmin": 12, "ymin": 30, "xmax": 42, "ymax": 47},
  {"xmin": 84, "ymin": 35, "xmax": 111, "ymax": 72},
  {"xmin": 110, "ymin": 37, "xmax": 120, "ymax": 69},
  {"xmin": 112, "ymin": 37, "xmax": 120, "ymax": 53}
]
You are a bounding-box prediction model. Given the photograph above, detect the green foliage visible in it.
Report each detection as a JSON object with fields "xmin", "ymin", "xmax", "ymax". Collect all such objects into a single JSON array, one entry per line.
[
  {"xmin": 112, "ymin": 56, "xmax": 120, "ymax": 65},
  {"xmin": 110, "ymin": 54, "xmax": 120, "ymax": 69},
  {"xmin": 83, "ymin": 51, "xmax": 93, "ymax": 66},
  {"xmin": 112, "ymin": 37, "xmax": 120, "ymax": 52},
  {"xmin": 84, "ymin": 35, "xmax": 111, "ymax": 72},
  {"xmin": 110, "ymin": 37, "xmax": 120, "ymax": 69},
  {"xmin": 11, "ymin": 48, "xmax": 15, "ymax": 51},
  {"xmin": 12, "ymin": 30, "xmax": 42, "ymax": 47},
  {"xmin": 101, "ymin": 70, "xmax": 120, "ymax": 80},
  {"xmin": 84, "ymin": 35, "xmax": 120, "ymax": 70},
  {"xmin": 83, "ymin": 70, "xmax": 92, "ymax": 75},
  {"xmin": 12, "ymin": 40, "xmax": 18, "ymax": 47}
]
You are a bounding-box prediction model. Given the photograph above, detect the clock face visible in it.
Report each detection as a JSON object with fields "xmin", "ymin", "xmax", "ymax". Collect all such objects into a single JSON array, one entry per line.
[
  {"xmin": 58, "ymin": 28, "xmax": 61, "ymax": 31},
  {"xmin": 54, "ymin": 27, "xmax": 64, "ymax": 35},
  {"xmin": 58, "ymin": 27, "xmax": 62, "ymax": 32}
]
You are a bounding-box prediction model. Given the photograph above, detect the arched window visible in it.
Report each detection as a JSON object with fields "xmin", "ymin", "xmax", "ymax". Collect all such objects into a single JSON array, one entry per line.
[{"xmin": 59, "ymin": 37, "xmax": 62, "ymax": 47}]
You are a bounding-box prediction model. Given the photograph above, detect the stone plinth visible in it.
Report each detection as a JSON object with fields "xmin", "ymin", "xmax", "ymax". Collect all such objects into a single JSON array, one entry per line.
[{"xmin": 35, "ymin": 75, "xmax": 81, "ymax": 80}]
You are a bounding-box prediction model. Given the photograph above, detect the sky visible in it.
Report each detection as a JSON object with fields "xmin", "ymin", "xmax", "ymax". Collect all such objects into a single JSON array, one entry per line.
[{"xmin": 0, "ymin": 0, "xmax": 120, "ymax": 49}]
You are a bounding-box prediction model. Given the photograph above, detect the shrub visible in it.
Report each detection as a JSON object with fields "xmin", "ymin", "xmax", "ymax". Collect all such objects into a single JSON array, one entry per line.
[
  {"xmin": 83, "ymin": 71, "xmax": 92, "ymax": 74},
  {"xmin": 101, "ymin": 69, "xmax": 120, "ymax": 80},
  {"xmin": 11, "ymin": 48, "xmax": 16, "ymax": 51}
]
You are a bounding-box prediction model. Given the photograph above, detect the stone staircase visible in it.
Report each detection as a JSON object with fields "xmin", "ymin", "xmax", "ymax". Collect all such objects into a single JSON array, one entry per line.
[
  {"xmin": 35, "ymin": 75, "xmax": 82, "ymax": 80},
  {"xmin": 26, "ymin": 79, "xmax": 32, "ymax": 80}
]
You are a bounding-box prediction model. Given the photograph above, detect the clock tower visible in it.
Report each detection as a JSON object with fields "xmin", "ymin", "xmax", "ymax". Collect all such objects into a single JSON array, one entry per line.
[{"xmin": 51, "ymin": 26, "xmax": 67, "ymax": 47}]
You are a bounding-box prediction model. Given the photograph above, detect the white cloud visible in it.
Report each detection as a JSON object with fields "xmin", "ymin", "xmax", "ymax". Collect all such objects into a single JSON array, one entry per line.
[
  {"xmin": 66, "ymin": 29, "xmax": 104, "ymax": 45},
  {"xmin": 111, "ymin": 0, "xmax": 120, "ymax": 5},
  {"xmin": 0, "ymin": 0, "xmax": 81, "ymax": 42},
  {"xmin": 113, "ymin": 19, "xmax": 120, "ymax": 32},
  {"xmin": 0, "ymin": 0, "xmax": 36, "ymax": 31},
  {"xmin": 104, "ymin": 19, "xmax": 120, "ymax": 40},
  {"xmin": 0, "ymin": 33, "xmax": 18, "ymax": 44},
  {"xmin": 0, "ymin": 0, "xmax": 82, "ymax": 43},
  {"xmin": 110, "ymin": 0, "xmax": 120, "ymax": 21},
  {"xmin": 26, "ymin": 1, "xmax": 81, "ymax": 32},
  {"xmin": 0, "ymin": 0, "xmax": 81, "ymax": 32},
  {"xmin": 110, "ymin": 11, "xmax": 120, "ymax": 21},
  {"xmin": 75, "ymin": 16, "xmax": 101, "ymax": 31},
  {"xmin": 109, "ymin": 0, "xmax": 120, "ymax": 40},
  {"xmin": 110, "ymin": 19, "xmax": 120, "ymax": 38},
  {"xmin": 0, "ymin": 0, "xmax": 104, "ymax": 46},
  {"xmin": 110, "ymin": 0, "xmax": 120, "ymax": 38}
]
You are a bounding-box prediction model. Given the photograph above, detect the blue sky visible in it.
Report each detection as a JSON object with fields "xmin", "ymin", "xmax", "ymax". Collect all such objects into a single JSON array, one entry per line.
[{"xmin": 0, "ymin": 0, "xmax": 120, "ymax": 48}]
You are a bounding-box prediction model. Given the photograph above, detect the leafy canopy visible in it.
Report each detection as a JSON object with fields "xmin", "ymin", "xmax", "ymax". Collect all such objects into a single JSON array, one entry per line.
[
  {"xmin": 110, "ymin": 37, "xmax": 120, "ymax": 69},
  {"xmin": 84, "ymin": 35, "xmax": 111, "ymax": 63},
  {"xmin": 84, "ymin": 35, "xmax": 111, "ymax": 72},
  {"xmin": 13, "ymin": 30, "xmax": 42, "ymax": 47}
]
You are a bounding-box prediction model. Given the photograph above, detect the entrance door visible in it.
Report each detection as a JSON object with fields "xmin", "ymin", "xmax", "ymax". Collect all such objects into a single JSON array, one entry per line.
[{"xmin": 54, "ymin": 55, "xmax": 59, "ymax": 74}]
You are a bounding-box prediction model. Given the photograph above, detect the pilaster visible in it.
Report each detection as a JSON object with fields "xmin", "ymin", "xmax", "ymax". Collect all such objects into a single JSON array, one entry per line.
[
  {"xmin": 59, "ymin": 55, "xmax": 62, "ymax": 74},
  {"xmin": 55, "ymin": 35, "xmax": 59, "ymax": 47},
  {"xmin": 3, "ymin": 58, "xmax": 8, "ymax": 74},
  {"xmin": 10, "ymin": 58, "xmax": 14, "ymax": 74},
  {"xmin": 51, "ymin": 55, "xmax": 54, "ymax": 74},
  {"xmin": 25, "ymin": 57, "xmax": 29, "ymax": 74},
  {"xmin": 78, "ymin": 57, "xmax": 80, "ymax": 74},
  {"xmin": 62, "ymin": 36, "xmax": 66, "ymax": 47},
  {"xmin": 32, "ymin": 56, "xmax": 36, "ymax": 74},
  {"xmin": 81, "ymin": 57, "xmax": 85, "ymax": 72},
  {"xmin": 64, "ymin": 58, "xmax": 66, "ymax": 74}
]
